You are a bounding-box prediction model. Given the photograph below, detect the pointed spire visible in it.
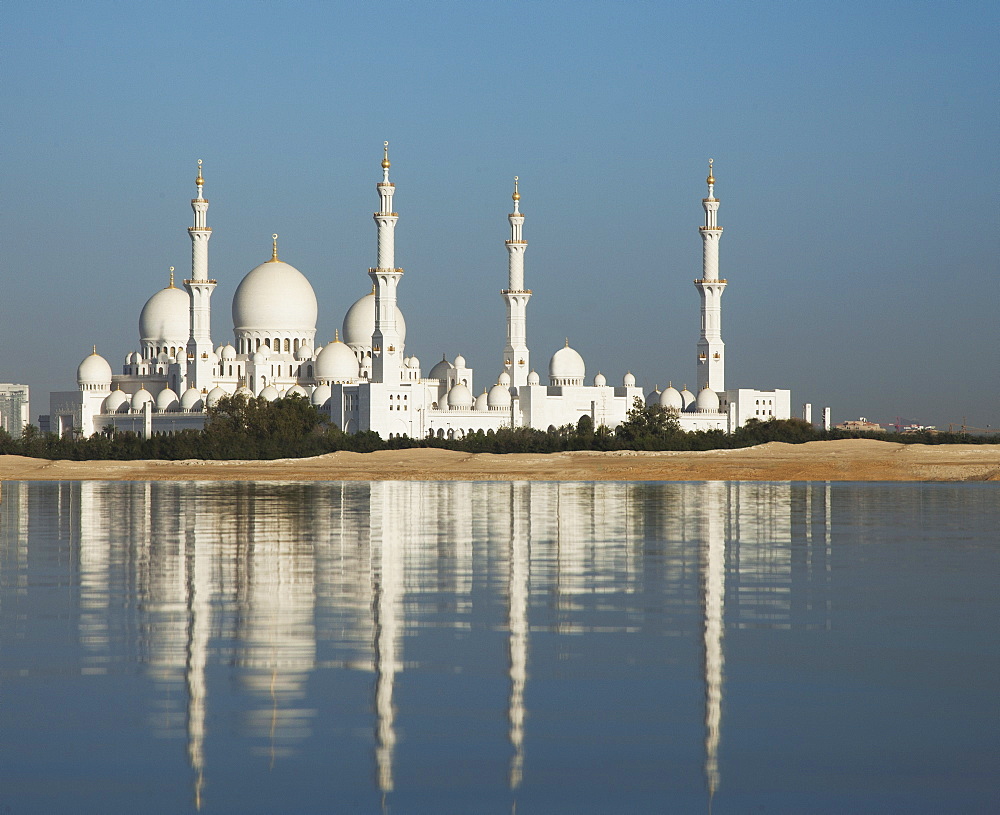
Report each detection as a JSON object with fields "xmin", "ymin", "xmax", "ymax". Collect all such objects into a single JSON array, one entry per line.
[
  {"xmin": 335, "ymin": 329, "xmax": 340, "ymax": 342},
  {"xmin": 706, "ymin": 158, "xmax": 715, "ymax": 195},
  {"xmin": 169, "ymin": 266, "xmax": 175, "ymax": 288},
  {"xmin": 196, "ymin": 158, "xmax": 204, "ymax": 189},
  {"xmin": 512, "ymin": 176, "xmax": 520, "ymax": 213},
  {"xmin": 382, "ymin": 141, "xmax": 391, "ymax": 182},
  {"xmin": 269, "ymin": 233, "xmax": 279, "ymax": 262}
]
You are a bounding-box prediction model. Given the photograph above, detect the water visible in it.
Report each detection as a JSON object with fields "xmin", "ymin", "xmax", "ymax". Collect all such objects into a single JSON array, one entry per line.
[{"xmin": 1, "ymin": 480, "xmax": 997, "ymax": 814}]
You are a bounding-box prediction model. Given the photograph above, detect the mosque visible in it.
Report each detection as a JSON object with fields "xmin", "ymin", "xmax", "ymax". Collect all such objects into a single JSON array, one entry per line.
[{"xmin": 49, "ymin": 146, "xmax": 790, "ymax": 439}]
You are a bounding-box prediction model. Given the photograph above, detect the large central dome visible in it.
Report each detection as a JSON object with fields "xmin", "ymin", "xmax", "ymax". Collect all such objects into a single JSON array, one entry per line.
[
  {"xmin": 232, "ymin": 258, "xmax": 318, "ymax": 334},
  {"xmin": 139, "ymin": 284, "xmax": 190, "ymax": 344},
  {"xmin": 342, "ymin": 290, "xmax": 406, "ymax": 347}
]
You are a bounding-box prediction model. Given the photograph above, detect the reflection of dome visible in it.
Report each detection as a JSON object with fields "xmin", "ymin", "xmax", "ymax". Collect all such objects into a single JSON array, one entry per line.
[
  {"xmin": 447, "ymin": 382, "xmax": 473, "ymax": 409},
  {"xmin": 77, "ymin": 351, "xmax": 113, "ymax": 388},
  {"xmin": 660, "ymin": 384, "xmax": 683, "ymax": 411},
  {"xmin": 696, "ymin": 385, "xmax": 720, "ymax": 413},
  {"xmin": 342, "ymin": 291, "xmax": 406, "ymax": 347},
  {"xmin": 488, "ymin": 383, "xmax": 512, "ymax": 409},
  {"xmin": 103, "ymin": 389, "xmax": 129, "ymax": 413},
  {"xmin": 156, "ymin": 387, "xmax": 180, "ymax": 412},
  {"xmin": 549, "ymin": 342, "xmax": 585, "ymax": 386},
  {"xmin": 232, "ymin": 259, "xmax": 318, "ymax": 333},
  {"xmin": 139, "ymin": 285, "xmax": 189, "ymax": 344},
  {"xmin": 428, "ymin": 355, "xmax": 453, "ymax": 381},
  {"xmin": 315, "ymin": 340, "xmax": 359, "ymax": 382},
  {"xmin": 180, "ymin": 387, "xmax": 204, "ymax": 411}
]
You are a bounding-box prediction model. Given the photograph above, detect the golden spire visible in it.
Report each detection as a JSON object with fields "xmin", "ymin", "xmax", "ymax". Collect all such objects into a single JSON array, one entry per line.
[
  {"xmin": 512, "ymin": 176, "xmax": 520, "ymax": 202},
  {"xmin": 335, "ymin": 329, "xmax": 340, "ymax": 342},
  {"xmin": 269, "ymin": 234, "xmax": 279, "ymax": 262},
  {"xmin": 169, "ymin": 266, "xmax": 175, "ymax": 288},
  {"xmin": 382, "ymin": 141, "xmax": 391, "ymax": 169},
  {"xmin": 564, "ymin": 337, "xmax": 569, "ymax": 347},
  {"xmin": 706, "ymin": 158, "xmax": 715, "ymax": 186},
  {"xmin": 196, "ymin": 158, "xmax": 204, "ymax": 187},
  {"xmin": 92, "ymin": 345, "xmax": 97, "ymax": 354}
]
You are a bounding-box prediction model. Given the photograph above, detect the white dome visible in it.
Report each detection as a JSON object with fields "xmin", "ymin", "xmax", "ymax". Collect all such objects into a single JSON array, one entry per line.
[
  {"xmin": 527, "ymin": 370, "xmax": 540, "ymax": 385},
  {"xmin": 77, "ymin": 351, "xmax": 113, "ymax": 388},
  {"xmin": 428, "ymin": 355, "xmax": 453, "ymax": 381},
  {"xmin": 406, "ymin": 355, "xmax": 420, "ymax": 370},
  {"xmin": 205, "ymin": 387, "xmax": 228, "ymax": 408},
  {"xmin": 447, "ymin": 382, "xmax": 474, "ymax": 409},
  {"xmin": 696, "ymin": 386, "xmax": 720, "ymax": 413},
  {"xmin": 497, "ymin": 371, "xmax": 512, "ymax": 387},
  {"xmin": 180, "ymin": 387, "xmax": 204, "ymax": 411},
  {"xmin": 548, "ymin": 343, "xmax": 585, "ymax": 385},
  {"xmin": 156, "ymin": 351, "xmax": 171, "ymax": 364},
  {"xmin": 453, "ymin": 354, "xmax": 466, "ymax": 368},
  {"xmin": 139, "ymin": 284, "xmax": 189, "ymax": 344},
  {"xmin": 259, "ymin": 385, "xmax": 280, "ymax": 402},
  {"xmin": 103, "ymin": 389, "xmax": 129, "ymax": 413},
  {"xmin": 156, "ymin": 387, "xmax": 180, "ymax": 412},
  {"xmin": 232, "ymin": 259, "xmax": 318, "ymax": 334},
  {"xmin": 594, "ymin": 372, "xmax": 607, "ymax": 387},
  {"xmin": 286, "ymin": 384, "xmax": 308, "ymax": 398},
  {"xmin": 310, "ymin": 383, "xmax": 332, "ymax": 407},
  {"xmin": 342, "ymin": 291, "xmax": 406, "ymax": 347},
  {"xmin": 251, "ymin": 349, "xmax": 269, "ymax": 365},
  {"xmin": 646, "ymin": 387, "xmax": 661, "ymax": 406},
  {"xmin": 131, "ymin": 387, "xmax": 154, "ymax": 410},
  {"xmin": 660, "ymin": 385, "xmax": 683, "ymax": 411},
  {"xmin": 221, "ymin": 344, "xmax": 237, "ymax": 361},
  {"xmin": 294, "ymin": 342, "xmax": 312, "ymax": 361},
  {"xmin": 488, "ymin": 383, "xmax": 512, "ymax": 409},
  {"xmin": 474, "ymin": 389, "xmax": 489, "ymax": 412},
  {"xmin": 623, "ymin": 371, "xmax": 636, "ymax": 387},
  {"xmin": 235, "ymin": 386, "xmax": 254, "ymax": 399},
  {"xmin": 680, "ymin": 386, "xmax": 696, "ymax": 411},
  {"xmin": 315, "ymin": 340, "xmax": 359, "ymax": 382}
]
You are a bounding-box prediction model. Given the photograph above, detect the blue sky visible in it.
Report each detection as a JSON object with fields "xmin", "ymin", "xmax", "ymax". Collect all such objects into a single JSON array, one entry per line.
[{"xmin": 2, "ymin": 0, "xmax": 997, "ymax": 430}]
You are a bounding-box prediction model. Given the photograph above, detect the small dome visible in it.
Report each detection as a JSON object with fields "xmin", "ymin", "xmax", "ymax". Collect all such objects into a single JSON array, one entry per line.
[
  {"xmin": 680, "ymin": 386, "xmax": 696, "ymax": 410},
  {"xmin": 232, "ymin": 258, "xmax": 318, "ymax": 335},
  {"xmin": 623, "ymin": 371, "xmax": 636, "ymax": 387},
  {"xmin": 548, "ymin": 342, "xmax": 586, "ymax": 385},
  {"xmin": 497, "ymin": 371, "xmax": 512, "ymax": 387},
  {"xmin": 696, "ymin": 385, "xmax": 720, "ymax": 413},
  {"xmin": 342, "ymin": 291, "xmax": 406, "ymax": 347},
  {"xmin": 294, "ymin": 342, "xmax": 312, "ymax": 361},
  {"xmin": 77, "ymin": 350, "xmax": 113, "ymax": 388},
  {"xmin": 646, "ymin": 387, "xmax": 661, "ymax": 406},
  {"xmin": 103, "ymin": 389, "xmax": 129, "ymax": 413},
  {"xmin": 259, "ymin": 385, "xmax": 280, "ymax": 402},
  {"xmin": 251, "ymin": 349, "xmax": 269, "ymax": 365},
  {"xmin": 447, "ymin": 382, "xmax": 474, "ymax": 409},
  {"xmin": 180, "ymin": 387, "xmax": 204, "ymax": 411},
  {"xmin": 428, "ymin": 355, "xmax": 453, "ymax": 381},
  {"xmin": 313, "ymin": 344, "xmax": 324, "ymax": 356},
  {"xmin": 207, "ymin": 388, "xmax": 229, "ymax": 407},
  {"xmin": 235, "ymin": 386, "xmax": 254, "ymax": 399},
  {"xmin": 474, "ymin": 389, "xmax": 489, "ymax": 412},
  {"xmin": 221, "ymin": 344, "xmax": 237, "ymax": 361},
  {"xmin": 407, "ymin": 355, "xmax": 420, "ymax": 370},
  {"xmin": 316, "ymin": 340, "xmax": 359, "ymax": 382},
  {"xmin": 594, "ymin": 372, "xmax": 607, "ymax": 387},
  {"xmin": 286, "ymin": 384, "xmax": 308, "ymax": 398},
  {"xmin": 453, "ymin": 354, "xmax": 466, "ymax": 368},
  {"xmin": 488, "ymin": 383, "xmax": 512, "ymax": 409},
  {"xmin": 310, "ymin": 383, "xmax": 332, "ymax": 407},
  {"xmin": 156, "ymin": 351, "xmax": 171, "ymax": 364},
  {"xmin": 660, "ymin": 384, "xmax": 683, "ymax": 411},
  {"xmin": 156, "ymin": 387, "xmax": 180, "ymax": 412},
  {"xmin": 131, "ymin": 387, "xmax": 154, "ymax": 410},
  {"xmin": 139, "ymin": 284, "xmax": 189, "ymax": 345},
  {"xmin": 527, "ymin": 370, "xmax": 540, "ymax": 385}
]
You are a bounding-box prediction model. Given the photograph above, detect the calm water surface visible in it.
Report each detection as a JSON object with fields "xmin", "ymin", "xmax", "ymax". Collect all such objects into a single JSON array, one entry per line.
[{"xmin": 1, "ymin": 481, "xmax": 997, "ymax": 814}]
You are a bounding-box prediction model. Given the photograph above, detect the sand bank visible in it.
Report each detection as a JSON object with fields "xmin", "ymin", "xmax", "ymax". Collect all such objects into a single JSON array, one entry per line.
[{"xmin": 2, "ymin": 439, "xmax": 999, "ymax": 482}]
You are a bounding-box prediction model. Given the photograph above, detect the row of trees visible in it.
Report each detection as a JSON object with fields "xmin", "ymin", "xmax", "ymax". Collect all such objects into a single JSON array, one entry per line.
[{"xmin": 0, "ymin": 395, "xmax": 992, "ymax": 461}]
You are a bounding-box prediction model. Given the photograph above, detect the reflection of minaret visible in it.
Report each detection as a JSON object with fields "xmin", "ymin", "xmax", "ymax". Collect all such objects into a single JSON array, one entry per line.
[
  {"xmin": 185, "ymin": 501, "xmax": 211, "ymax": 810},
  {"xmin": 370, "ymin": 482, "xmax": 404, "ymax": 795},
  {"xmin": 700, "ymin": 482, "xmax": 726, "ymax": 802},
  {"xmin": 507, "ymin": 482, "xmax": 530, "ymax": 790}
]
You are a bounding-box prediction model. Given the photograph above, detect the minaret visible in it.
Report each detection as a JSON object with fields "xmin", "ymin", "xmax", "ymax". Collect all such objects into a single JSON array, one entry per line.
[
  {"xmin": 502, "ymin": 177, "xmax": 531, "ymax": 388},
  {"xmin": 369, "ymin": 142, "xmax": 404, "ymax": 384},
  {"xmin": 185, "ymin": 159, "xmax": 217, "ymax": 392},
  {"xmin": 695, "ymin": 159, "xmax": 726, "ymax": 394}
]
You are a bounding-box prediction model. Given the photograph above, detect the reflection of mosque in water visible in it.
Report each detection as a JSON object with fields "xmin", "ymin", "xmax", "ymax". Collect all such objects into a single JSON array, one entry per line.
[{"xmin": 2, "ymin": 479, "xmax": 840, "ymax": 808}]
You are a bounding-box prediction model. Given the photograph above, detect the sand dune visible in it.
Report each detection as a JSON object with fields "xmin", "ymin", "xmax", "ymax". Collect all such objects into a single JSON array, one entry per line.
[{"xmin": 2, "ymin": 439, "xmax": 999, "ymax": 482}]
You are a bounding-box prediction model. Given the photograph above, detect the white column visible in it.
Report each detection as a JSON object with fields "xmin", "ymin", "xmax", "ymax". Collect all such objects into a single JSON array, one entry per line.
[
  {"xmin": 184, "ymin": 160, "xmax": 217, "ymax": 393},
  {"xmin": 502, "ymin": 177, "xmax": 531, "ymax": 388},
  {"xmin": 371, "ymin": 143, "xmax": 404, "ymax": 384},
  {"xmin": 695, "ymin": 159, "xmax": 726, "ymax": 393}
]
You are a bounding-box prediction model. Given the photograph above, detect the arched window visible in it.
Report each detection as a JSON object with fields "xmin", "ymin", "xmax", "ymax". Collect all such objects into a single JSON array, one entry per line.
[
  {"xmin": 228, "ymin": 365, "xmax": 233, "ymax": 376},
  {"xmin": 284, "ymin": 338, "xmax": 290, "ymax": 352},
  {"xmin": 255, "ymin": 338, "xmax": 261, "ymax": 351},
  {"xmin": 294, "ymin": 338, "xmax": 300, "ymax": 352},
  {"xmin": 264, "ymin": 338, "xmax": 271, "ymax": 349},
  {"xmin": 307, "ymin": 365, "xmax": 313, "ymax": 378}
]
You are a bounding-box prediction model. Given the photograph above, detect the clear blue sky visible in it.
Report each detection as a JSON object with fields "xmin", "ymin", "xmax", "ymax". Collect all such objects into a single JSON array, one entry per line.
[{"xmin": 2, "ymin": 0, "xmax": 997, "ymax": 430}]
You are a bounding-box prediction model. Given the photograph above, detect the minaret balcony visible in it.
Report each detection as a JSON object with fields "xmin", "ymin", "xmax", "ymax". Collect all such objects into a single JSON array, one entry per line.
[
  {"xmin": 501, "ymin": 288, "xmax": 532, "ymax": 295},
  {"xmin": 693, "ymin": 279, "xmax": 727, "ymax": 284},
  {"xmin": 506, "ymin": 239, "xmax": 528, "ymax": 245},
  {"xmin": 699, "ymin": 226, "xmax": 723, "ymax": 232}
]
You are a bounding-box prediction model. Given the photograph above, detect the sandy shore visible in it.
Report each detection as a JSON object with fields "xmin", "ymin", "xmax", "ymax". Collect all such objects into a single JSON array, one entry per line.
[{"xmin": 2, "ymin": 439, "xmax": 999, "ymax": 482}]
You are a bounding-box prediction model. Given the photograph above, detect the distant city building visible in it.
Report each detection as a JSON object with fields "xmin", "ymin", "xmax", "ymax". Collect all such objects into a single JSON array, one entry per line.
[
  {"xmin": 0, "ymin": 384, "xmax": 30, "ymax": 438},
  {"xmin": 51, "ymin": 151, "xmax": 792, "ymax": 439},
  {"xmin": 835, "ymin": 417, "xmax": 883, "ymax": 433}
]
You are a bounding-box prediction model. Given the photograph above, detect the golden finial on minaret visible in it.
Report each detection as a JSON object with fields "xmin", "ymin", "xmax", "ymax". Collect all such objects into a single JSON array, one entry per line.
[
  {"xmin": 169, "ymin": 266, "xmax": 175, "ymax": 287},
  {"xmin": 382, "ymin": 141, "xmax": 391, "ymax": 169},
  {"xmin": 512, "ymin": 176, "xmax": 520, "ymax": 202},
  {"xmin": 707, "ymin": 158, "xmax": 715, "ymax": 186},
  {"xmin": 270, "ymin": 234, "xmax": 279, "ymax": 262},
  {"xmin": 196, "ymin": 159, "xmax": 204, "ymax": 187}
]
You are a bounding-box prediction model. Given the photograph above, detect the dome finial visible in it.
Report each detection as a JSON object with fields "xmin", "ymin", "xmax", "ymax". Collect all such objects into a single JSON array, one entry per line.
[
  {"xmin": 196, "ymin": 158, "xmax": 204, "ymax": 188},
  {"xmin": 335, "ymin": 328, "xmax": 340, "ymax": 342},
  {"xmin": 565, "ymin": 337, "xmax": 569, "ymax": 347},
  {"xmin": 706, "ymin": 158, "xmax": 715, "ymax": 187},
  {"xmin": 93, "ymin": 344, "xmax": 97, "ymax": 354},
  {"xmin": 169, "ymin": 266, "xmax": 175, "ymax": 288},
  {"xmin": 512, "ymin": 175, "xmax": 520, "ymax": 213},
  {"xmin": 270, "ymin": 234, "xmax": 279, "ymax": 262}
]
